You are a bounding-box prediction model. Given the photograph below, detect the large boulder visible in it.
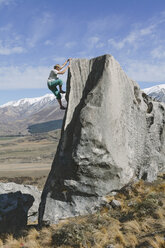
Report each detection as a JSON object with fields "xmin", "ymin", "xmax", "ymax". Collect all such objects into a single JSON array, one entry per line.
[{"xmin": 39, "ymin": 54, "xmax": 165, "ymax": 224}]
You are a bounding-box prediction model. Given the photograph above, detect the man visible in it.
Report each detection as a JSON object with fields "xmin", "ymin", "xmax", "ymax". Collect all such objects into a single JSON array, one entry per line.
[{"xmin": 47, "ymin": 59, "xmax": 71, "ymax": 109}]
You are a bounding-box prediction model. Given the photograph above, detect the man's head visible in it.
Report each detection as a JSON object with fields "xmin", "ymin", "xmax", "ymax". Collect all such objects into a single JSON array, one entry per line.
[{"xmin": 54, "ymin": 64, "xmax": 61, "ymax": 71}]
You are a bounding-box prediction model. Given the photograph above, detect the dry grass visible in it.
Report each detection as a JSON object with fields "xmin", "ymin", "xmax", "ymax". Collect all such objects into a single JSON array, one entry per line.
[{"xmin": 0, "ymin": 174, "xmax": 164, "ymax": 248}]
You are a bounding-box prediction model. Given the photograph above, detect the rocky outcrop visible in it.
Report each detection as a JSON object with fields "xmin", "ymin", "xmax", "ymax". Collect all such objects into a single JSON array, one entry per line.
[
  {"xmin": 39, "ymin": 54, "xmax": 165, "ymax": 224},
  {"xmin": 0, "ymin": 182, "xmax": 41, "ymax": 222}
]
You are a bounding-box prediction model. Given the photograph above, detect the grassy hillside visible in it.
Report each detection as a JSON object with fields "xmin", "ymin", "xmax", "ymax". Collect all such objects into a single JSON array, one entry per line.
[{"xmin": 0, "ymin": 175, "xmax": 164, "ymax": 248}]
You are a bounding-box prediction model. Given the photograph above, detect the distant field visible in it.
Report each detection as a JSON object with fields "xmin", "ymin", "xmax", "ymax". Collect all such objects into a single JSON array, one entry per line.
[
  {"xmin": 0, "ymin": 136, "xmax": 17, "ymax": 140},
  {"xmin": 0, "ymin": 130, "xmax": 61, "ymax": 188}
]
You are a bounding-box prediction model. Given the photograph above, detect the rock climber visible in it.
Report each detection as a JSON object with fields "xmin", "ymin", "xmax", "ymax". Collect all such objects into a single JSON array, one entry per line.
[{"xmin": 47, "ymin": 58, "xmax": 71, "ymax": 109}]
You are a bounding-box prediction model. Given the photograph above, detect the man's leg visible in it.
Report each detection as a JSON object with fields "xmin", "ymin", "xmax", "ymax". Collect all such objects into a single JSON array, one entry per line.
[
  {"xmin": 56, "ymin": 79, "xmax": 65, "ymax": 93},
  {"xmin": 57, "ymin": 99, "xmax": 66, "ymax": 110},
  {"xmin": 48, "ymin": 80, "xmax": 66, "ymax": 109},
  {"xmin": 56, "ymin": 91, "xmax": 66, "ymax": 110},
  {"xmin": 59, "ymin": 85, "xmax": 65, "ymax": 94}
]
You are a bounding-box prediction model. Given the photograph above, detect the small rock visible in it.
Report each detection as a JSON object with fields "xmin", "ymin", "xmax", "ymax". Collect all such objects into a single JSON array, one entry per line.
[
  {"xmin": 101, "ymin": 202, "xmax": 111, "ymax": 210},
  {"xmin": 110, "ymin": 192, "xmax": 117, "ymax": 196},
  {"xmin": 106, "ymin": 245, "xmax": 114, "ymax": 248},
  {"xmin": 128, "ymin": 201, "xmax": 135, "ymax": 207},
  {"xmin": 110, "ymin": 199, "xmax": 121, "ymax": 208},
  {"xmin": 105, "ymin": 203, "xmax": 111, "ymax": 210}
]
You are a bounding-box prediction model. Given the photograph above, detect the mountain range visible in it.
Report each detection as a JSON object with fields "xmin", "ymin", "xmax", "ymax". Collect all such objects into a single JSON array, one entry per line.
[
  {"xmin": 1, "ymin": 84, "xmax": 165, "ymax": 136},
  {"xmin": 143, "ymin": 84, "xmax": 165, "ymax": 102},
  {"xmin": 0, "ymin": 94, "xmax": 65, "ymax": 136}
]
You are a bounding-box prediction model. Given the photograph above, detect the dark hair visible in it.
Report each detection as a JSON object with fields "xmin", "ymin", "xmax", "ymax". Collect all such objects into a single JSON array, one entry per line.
[{"xmin": 54, "ymin": 64, "xmax": 60, "ymax": 69}]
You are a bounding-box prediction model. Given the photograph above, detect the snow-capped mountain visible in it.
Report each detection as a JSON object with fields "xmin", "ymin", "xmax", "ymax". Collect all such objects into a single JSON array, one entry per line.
[
  {"xmin": 0, "ymin": 94, "xmax": 54, "ymax": 108},
  {"xmin": 0, "ymin": 93, "xmax": 65, "ymax": 136},
  {"xmin": 143, "ymin": 84, "xmax": 165, "ymax": 102},
  {"xmin": 0, "ymin": 93, "xmax": 65, "ymax": 109}
]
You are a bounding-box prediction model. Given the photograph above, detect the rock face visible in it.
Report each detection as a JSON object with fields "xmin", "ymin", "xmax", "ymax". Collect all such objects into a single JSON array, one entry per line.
[
  {"xmin": 0, "ymin": 182, "xmax": 41, "ymax": 222},
  {"xmin": 39, "ymin": 54, "xmax": 165, "ymax": 224}
]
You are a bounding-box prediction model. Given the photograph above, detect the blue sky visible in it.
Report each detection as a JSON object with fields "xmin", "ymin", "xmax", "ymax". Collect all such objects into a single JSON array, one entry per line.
[{"xmin": 0, "ymin": 0, "xmax": 165, "ymax": 105}]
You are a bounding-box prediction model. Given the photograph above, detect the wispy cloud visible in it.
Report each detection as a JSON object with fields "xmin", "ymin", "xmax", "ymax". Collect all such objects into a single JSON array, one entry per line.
[
  {"xmin": 53, "ymin": 56, "xmax": 67, "ymax": 64},
  {"xmin": 0, "ymin": 35, "xmax": 26, "ymax": 55},
  {"xmin": 106, "ymin": 11, "xmax": 165, "ymax": 83},
  {"xmin": 0, "ymin": 65, "xmax": 68, "ymax": 89},
  {"xmin": 87, "ymin": 36, "xmax": 105, "ymax": 49},
  {"xmin": 0, "ymin": 46, "xmax": 25, "ymax": 55},
  {"xmin": 65, "ymin": 41, "xmax": 77, "ymax": 49},
  {"xmin": 27, "ymin": 12, "xmax": 55, "ymax": 48},
  {"xmin": 0, "ymin": 24, "xmax": 12, "ymax": 32},
  {"xmin": 0, "ymin": 66, "xmax": 49, "ymax": 89},
  {"xmin": 126, "ymin": 60, "xmax": 165, "ymax": 82},
  {"xmin": 89, "ymin": 36, "xmax": 99, "ymax": 45},
  {"xmin": 0, "ymin": 41, "xmax": 25, "ymax": 55},
  {"xmin": 0, "ymin": 0, "xmax": 15, "ymax": 7},
  {"xmin": 108, "ymin": 12, "xmax": 165, "ymax": 52},
  {"xmin": 0, "ymin": 23, "xmax": 26, "ymax": 55},
  {"xmin": 108, "ymin": 24, "xmax": 155, "ymax": 50},
  {"xmin": 0, "ymin": 0, "xmax": 11, "ymax": 5},
  {"xmin": 151, "ymin": 46, "xmax": 165, "ymax": 59},
  {"xmin": 44, "ymin": 40, "xmax": 54, "ymax": 46},
  {"xmin": 0, "ymin": 0, "xmax": 6, "ymax": 4},
  {"xmin": 87, "ymin": 15, "xmax": 125, "ymax": 34}
]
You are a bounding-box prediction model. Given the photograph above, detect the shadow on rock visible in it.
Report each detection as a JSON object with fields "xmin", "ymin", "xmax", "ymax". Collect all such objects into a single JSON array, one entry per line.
[{"xmin": 0, "ymin": 191, "xmax": 34, "ymax": 233}]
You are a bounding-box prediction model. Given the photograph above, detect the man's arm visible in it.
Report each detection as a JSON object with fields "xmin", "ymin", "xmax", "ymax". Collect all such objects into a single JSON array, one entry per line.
[
  {"xmin": 57, "ymin": 60, "xmax": 71, "ymax": 74},
  {"xmin": 60, "ymin": 59, "xmax": 70, "ymax": 69}
]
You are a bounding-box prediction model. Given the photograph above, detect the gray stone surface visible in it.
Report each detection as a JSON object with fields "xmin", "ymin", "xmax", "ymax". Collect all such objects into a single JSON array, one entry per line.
[
  {"xmin": 110, "ymin": 199, "xmax": 121, "ymax": 208},
  {"xmin": 0, "ymin": 191, "xmax": 34, "ymax": 233},
  {"xmin": 39, "ymin": 54, "xmax": 165, "ymax": 224},
  {"xmin": 0, "ymin": 182, "xmax": 41, "ymax": 222}
]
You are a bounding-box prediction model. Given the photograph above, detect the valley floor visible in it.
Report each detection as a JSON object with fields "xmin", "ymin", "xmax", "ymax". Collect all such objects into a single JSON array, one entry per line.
[{"xmin": 0, "ymin": 130, "xmax": 61, "ymax": 189}]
